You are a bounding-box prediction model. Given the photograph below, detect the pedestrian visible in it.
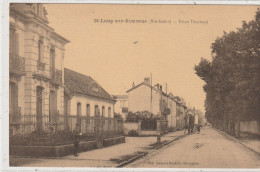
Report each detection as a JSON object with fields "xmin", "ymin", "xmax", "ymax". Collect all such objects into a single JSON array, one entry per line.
[
  {"xmin": 73, "ymin": 134, "xmax": 79, "ymax": 156},
  {"xmin": 73, "ymin": 124, "xmax": 81, "ymax": 157},
  {"xmin": 197, "ymin": 124, "xmax": 201, "ymax": 134}
]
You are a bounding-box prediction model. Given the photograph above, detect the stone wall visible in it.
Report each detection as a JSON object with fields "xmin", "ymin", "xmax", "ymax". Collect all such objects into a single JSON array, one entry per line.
[{"xmin": 123, "ymin": 122, "xmax": 138, "ymax": 134}]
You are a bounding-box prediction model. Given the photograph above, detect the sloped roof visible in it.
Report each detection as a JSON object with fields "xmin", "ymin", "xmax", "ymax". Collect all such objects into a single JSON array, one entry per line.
[
  {"xmin": 64, "ymin": 68, "xmax": 115, "ymax": 102},
  {"xmin": 127, "ymin": 82, "xmax": 169, "ymax": 97},
  {"xmin": 112, "ymin": 95, "xmax": 128, "ymax": 99},
  {"xmin": 126, "ymin": 82, "xmax": 182, "ymax": 104}
]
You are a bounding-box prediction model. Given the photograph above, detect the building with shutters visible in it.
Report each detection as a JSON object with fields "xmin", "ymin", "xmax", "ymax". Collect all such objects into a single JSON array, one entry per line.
[{"xmin": 9, "ymin": 3, "xmax": 69, "ymax": 135}]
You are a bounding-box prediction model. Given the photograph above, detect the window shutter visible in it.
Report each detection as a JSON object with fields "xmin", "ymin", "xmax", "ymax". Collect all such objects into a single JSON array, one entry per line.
[{"xmin": 15, "ymin": 33, "xmax": 19, "ymax": 56}]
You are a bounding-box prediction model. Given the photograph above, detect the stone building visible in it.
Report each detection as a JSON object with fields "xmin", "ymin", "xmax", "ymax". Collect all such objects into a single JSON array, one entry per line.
[{"xmin": 9, "ymin": 3, "xmax": 69, "ymax": 135}]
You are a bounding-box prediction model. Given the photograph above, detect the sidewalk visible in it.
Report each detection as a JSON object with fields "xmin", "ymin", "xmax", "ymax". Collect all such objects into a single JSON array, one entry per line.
[
  {"xmin": 11, "ymin": 130, "xmax": 186, "ymax": 167},
  {"xmin": 215, "ymin": 128, "xmax": 260, "ymax": 156}
]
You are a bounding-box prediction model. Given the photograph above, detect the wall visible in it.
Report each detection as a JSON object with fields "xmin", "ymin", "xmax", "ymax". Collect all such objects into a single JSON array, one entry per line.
[
  {"xmin": 167, "ymin": 99, "xmax": 177, "ymax": 128},
  {"xmin": 240, "ymin": 121, "xmax": 260, "ymax": 135},
  {"xmin": 123, "ymin": 122, "xmax": 138, "ymax": 134},
  {"xmin": 127, "ymin": 84, "xmax": 161, "ymax": 115}
]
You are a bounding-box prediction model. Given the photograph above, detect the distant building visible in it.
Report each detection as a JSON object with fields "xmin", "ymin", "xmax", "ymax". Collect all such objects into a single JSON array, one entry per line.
[
  {"xmin": 113, "ymin": 95, "xmax": 128, "ymax": 121},
  {"xmin": 126, "ymin": 78, "xmax": 182, "ymax": 129}
]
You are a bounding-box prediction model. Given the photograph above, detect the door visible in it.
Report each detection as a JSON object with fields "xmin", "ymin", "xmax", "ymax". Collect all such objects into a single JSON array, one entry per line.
[
  {"xmin": 49, "ymin": 90, "xmax": 57, "ymax": 123},
  {"xmin": 9, "ymin": 82, "xmax": 18, "ymax": 123},
  {"xmin": 36, "ymin": 87, "xmax": 43, "ymax": 130}
]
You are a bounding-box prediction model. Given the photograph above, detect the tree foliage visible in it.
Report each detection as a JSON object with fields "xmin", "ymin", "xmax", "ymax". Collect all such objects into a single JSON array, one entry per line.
[{"xmin": 194, "ymin": 9, "xmax": 260, "ymax": 134}]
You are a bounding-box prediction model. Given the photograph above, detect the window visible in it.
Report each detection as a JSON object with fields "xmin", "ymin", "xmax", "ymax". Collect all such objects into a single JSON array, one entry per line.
[
  {"xmin": 102, "ymin": 106, "xmax": 105, "ymax": 117},
  {"xmin": 86, "ymin": 104, "xmax": 90, "ymax": 117},
  {"xmin": 38, "ymin": 40, "xmax": 43, "ymax": 62},
  {"xmin": 95, "ymin": 105, "xmax": 99, "ymax": 116},
  {"xmin": 50, "ymin": 48, "xmax": 55, "ymax": 68},
  {"xmin": 77, "ymin": 102, "xmax": 81, "ymax": 116},
  {"xmin": 108, "ymin": 107, "xmax": 111, "ymax": 118}
]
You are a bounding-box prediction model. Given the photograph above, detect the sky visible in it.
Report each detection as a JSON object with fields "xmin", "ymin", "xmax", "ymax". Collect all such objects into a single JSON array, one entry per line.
[{"xmin": 44, "ymin": 4, "xmax": 258, "ymax": 113}]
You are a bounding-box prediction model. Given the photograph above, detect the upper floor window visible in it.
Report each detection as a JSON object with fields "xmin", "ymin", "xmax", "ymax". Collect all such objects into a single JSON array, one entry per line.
[
  {"xmin": 50, "ymin": 47, "xmax": 55, "ymax": 68},
  {"xmin": 38, "ymin": 39, "xmax": 43, "ymax": 62},
  {"xmin": 9, "ymin": 26, "xmax": 19, "ymax": 55},
  {"xmin": 37, "ymin": 38, "xmax": 45, "ymax": 70}
]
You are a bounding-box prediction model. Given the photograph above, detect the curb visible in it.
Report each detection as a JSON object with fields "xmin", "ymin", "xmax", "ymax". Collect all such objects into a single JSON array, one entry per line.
[
  {"xmin": 115, "ymin": 133, "xmax": 187, "ymax": 167},
  {"xmin": 115, "ymin": 152, "xmax": 148, "ymax": 167},
  {"xmin": 215, "ymin": 128, "xmax": 260, "ymax": 156}
]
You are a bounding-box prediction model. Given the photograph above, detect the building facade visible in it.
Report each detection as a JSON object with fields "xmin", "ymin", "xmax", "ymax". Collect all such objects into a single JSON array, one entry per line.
[
  {"xmin": 9, "ymin": 3, "xmax": 69, "ymax": 135},
  {"xmin": 126, "ymin": 78, "xmax": 184, "ymax": 129},
  {"xmin": 113, "ymin": 95, "xmax": 128, "ymax": 121},
  {"xmin": 64, "ymin": 68, "xmax": 118, "ymax": 133}
]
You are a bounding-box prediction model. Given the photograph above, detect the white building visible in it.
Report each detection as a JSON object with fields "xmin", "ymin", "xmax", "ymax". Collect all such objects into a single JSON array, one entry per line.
[
  {"xmin": 64, "ymin": 68, "xmax": 116, "ymax": 132},
  {"xmin": 126, "ymin": 78, "xmax": 178, "ymax": 128},
  {"xmin": 113, "ymin": 95, "xmax": 128, "ymax": 120},
  {"xmin": 9, "ymin": 3, "xmax": 69, "ymax": 135}
]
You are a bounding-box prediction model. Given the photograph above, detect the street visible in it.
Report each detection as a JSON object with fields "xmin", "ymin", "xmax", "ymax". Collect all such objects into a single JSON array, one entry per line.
[
  {"xmin": 127, "ymin": 126, "xmax": 260, "ymax": 168},
  {"xmin": 10, "ymin": 126, "xmax": 260, "ymax": 168}
]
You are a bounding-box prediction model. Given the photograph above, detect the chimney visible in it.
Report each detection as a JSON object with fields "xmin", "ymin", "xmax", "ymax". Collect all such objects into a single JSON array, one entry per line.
[{"xmin": 144, "ymin": 77, "xmax": 150, "ymax": 85}]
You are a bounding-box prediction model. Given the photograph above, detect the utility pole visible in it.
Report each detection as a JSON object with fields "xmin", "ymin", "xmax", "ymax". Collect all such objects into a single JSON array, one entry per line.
[
  {"xmin": 150, "ymin": 73, "xmax": 153, "ymax": 113},
  {"xmin": 157, "ymin": 85, "xmax": 163, "ymax": 146}
]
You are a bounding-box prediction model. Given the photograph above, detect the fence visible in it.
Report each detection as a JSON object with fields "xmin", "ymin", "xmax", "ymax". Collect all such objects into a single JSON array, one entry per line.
[
  {"xmin": 10, "ymin": 114, "xmax": 124, "ymax": 138},
  {"xmin": 141, "ymin": 119, "xmax": 157, "ymax": 130},
  {"xmin": 67, "ymin": 115, "xmax": 123, "ymax": 137}
]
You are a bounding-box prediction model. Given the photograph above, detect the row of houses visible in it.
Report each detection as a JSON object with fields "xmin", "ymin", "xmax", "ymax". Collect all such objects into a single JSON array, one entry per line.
[
  {"xmin": 9, "ymin": 3, "xmax": 122, "ymax": 138},
  {"xmin": 114, "ymin": 77, "xmax": 199, "ymax": 131}
]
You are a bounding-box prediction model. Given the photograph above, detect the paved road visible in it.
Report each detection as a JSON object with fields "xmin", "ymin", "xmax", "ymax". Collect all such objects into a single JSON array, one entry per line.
[{"xmin": 127, "ymin": 126, "xmax": 260, "ymax": 168}]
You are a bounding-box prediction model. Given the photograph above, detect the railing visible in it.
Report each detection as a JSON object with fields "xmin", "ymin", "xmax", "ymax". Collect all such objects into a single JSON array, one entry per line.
[
  {"xmin": 37, "ymin": 60, "xmax": 45, "ymax": 71},
  {"xmin": 9, "ymin": 53, "xmax": 25, "ymax": 76},
  {"xmin": 49, "ymin": 110, "xmax": 60, "ymax": 124},
  {"xmin": 9, "ymin": 114, "xmax": 124, "ymax": 137},
  {"xmin": 50, "ymin": 67, "xmax": 62, "ymax": 84},
  {"xmin": 9, "ymin": 107, "xmax": 21, "ymax": 124},
  {"xmin": 141, "ymin": 119, "xmax": 157, "ymax": 130}
]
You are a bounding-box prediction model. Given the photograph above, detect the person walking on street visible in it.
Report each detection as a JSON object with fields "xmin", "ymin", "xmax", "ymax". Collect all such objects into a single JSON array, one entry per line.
[
  {"xmin": 73, "ymin": 134, "xmax": 79, "ymax": 156},
  {"xmin": 73, "ymin": 123, "xmax": 81, "ymax": 157}
]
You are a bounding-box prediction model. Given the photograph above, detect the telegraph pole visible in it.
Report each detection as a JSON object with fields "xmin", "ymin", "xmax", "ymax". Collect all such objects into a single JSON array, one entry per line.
[
  {"xmin": 150, "ymin": 73, "xmax": 153, "ymax": 113},
  {"xmin": 157, "ymin": 85, "xmax": 163, "ymax": 146}
]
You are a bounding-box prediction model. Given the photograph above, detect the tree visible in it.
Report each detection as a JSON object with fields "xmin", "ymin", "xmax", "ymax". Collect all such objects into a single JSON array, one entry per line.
[{"xmin": 194, "ymin": 8, "xmax": 260, "ymax": 136}]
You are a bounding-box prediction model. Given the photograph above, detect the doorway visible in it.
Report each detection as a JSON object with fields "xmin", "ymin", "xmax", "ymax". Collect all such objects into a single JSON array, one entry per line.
[{"xmin": 36, "ymin": 86, "xmax": 43, "ymax": 130}]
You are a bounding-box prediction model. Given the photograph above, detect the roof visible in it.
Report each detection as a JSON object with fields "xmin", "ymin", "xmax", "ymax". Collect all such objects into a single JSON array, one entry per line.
[
  {"xmin": 112, "ymin": 95, "xmax": 128, "ymax": 99},
  {"xmin": 126, "ymin": 82, "xmax": 177, "ymax": 102},
  {"xmin": 64, "ymin": 68, "xmax": 115, "ymax": 102}
]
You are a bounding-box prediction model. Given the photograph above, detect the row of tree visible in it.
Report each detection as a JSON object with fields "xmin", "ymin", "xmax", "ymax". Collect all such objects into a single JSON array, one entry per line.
[{"xmin": 194, "ymin": 9, "xmax": 260, "ymax": 136}]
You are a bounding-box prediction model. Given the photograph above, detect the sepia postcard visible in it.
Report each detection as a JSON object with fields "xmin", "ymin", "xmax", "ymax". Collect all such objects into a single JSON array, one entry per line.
[{"xmin": 1, "ymin": 1, "xmax": 260, "ymax": 171}]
